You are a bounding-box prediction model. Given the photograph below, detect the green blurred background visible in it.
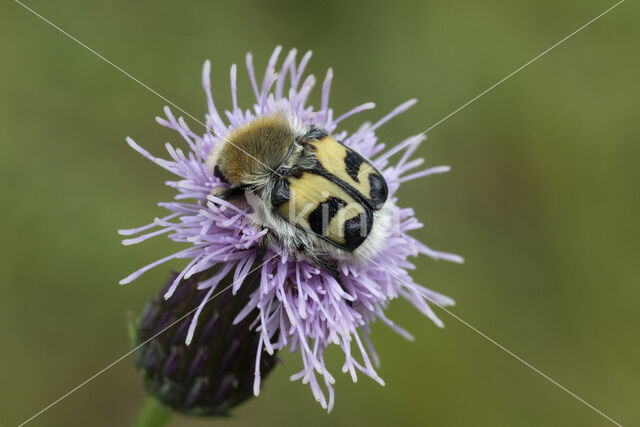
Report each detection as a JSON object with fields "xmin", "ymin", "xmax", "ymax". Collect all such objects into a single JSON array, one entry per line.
[{"xmin": 1, "ymin": 0, "xmax": 638, "ymax": 426}]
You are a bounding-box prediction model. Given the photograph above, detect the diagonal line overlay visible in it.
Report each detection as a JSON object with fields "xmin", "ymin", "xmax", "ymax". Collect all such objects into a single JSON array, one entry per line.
[{"xmin": 13, "ymin": 0, "xmax": 627, "ymax": 426}]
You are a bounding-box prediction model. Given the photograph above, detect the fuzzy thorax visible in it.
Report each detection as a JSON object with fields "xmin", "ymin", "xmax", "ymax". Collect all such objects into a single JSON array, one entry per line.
[{"xmin": 207, "ymin": 116, "xmax": 294, "ymax": 186}]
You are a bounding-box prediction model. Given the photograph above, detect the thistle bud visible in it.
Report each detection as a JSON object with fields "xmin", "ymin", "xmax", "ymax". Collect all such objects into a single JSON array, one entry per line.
[{"xmin": 133, "ymin": 268, "xmax": 278, "ymax": 416}]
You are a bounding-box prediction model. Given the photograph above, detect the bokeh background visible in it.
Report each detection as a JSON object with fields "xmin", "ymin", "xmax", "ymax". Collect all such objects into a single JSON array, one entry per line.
[{"xmin": 1, "ymin": 0, "xmax": 639, "ymax": 426}]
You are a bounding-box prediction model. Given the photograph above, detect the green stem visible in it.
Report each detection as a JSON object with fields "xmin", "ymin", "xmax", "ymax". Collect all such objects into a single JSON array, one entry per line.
[{"xmin": 134, "ymin": 397, "xmax": 174, "ymax": 427}]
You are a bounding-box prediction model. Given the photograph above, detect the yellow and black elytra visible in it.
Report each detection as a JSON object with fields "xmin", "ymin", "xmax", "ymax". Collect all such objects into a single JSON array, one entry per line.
[
  {"xmin": 209, "ymin": 115, "xmax": 390, "ymax": 266},
  {"xmin": 271, "ymin": 125, "xmax": 387, "ymax": 251}
]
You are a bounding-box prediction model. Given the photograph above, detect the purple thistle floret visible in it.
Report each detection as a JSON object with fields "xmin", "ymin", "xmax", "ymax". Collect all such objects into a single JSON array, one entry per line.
[{"xmin": 121, "ymin": 46, "xmax": 463, "ymax": 411}]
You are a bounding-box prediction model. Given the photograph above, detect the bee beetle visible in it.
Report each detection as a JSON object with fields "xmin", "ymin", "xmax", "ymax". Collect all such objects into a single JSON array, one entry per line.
[{"xmin": 208, "ymin": 115, "xmax": 392, "ymax": 272}]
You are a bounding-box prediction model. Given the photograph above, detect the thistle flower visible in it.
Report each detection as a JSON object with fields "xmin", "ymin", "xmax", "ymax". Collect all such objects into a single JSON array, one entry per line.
[
  {"xmin": 121, "ymin": 46, "xmax": 463, "ymax": 411},
  {"xmin": 134, "ymin": 267, "xmax": 278, "ymax": 416}
]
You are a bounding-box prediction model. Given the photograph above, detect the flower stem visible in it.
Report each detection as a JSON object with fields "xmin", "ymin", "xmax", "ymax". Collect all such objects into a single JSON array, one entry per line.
[{"xmin": 134, "ymin": 397, "xmax": 173, "ymax": 427}]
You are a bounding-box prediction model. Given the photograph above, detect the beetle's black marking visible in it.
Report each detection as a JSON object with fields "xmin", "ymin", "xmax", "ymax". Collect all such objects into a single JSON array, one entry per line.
[
  {"xmin": 213, "ymin": 165, "xmax": 229, "ymax": 184},
  {"xmin": 344, "ymin": 150, "xmax": 365, "ymax": 182},
  {"xmin": 342, "ymin": 211, "xmax": 373, "ymax": 250},
  {"xmin": 288, "ymin": 211, "xmax": 373, "ymax": 252},
  {"xmin": 271, "ymin": 178, "xmax": 290, "ymax": 208},
  {"xmin": 308, "ymin": 197, "xmax": 347, "ymax": 236},
  {"xmin": 280, "ymin": 167, "xmax": 304, "ymax": 179},
  {"xmin": 368, "ymin": 173, "xmax": 388, "ymax": 210},
  {"xmin": 302, "ymin": 126, "xmax": 329, "ymax": 142}
]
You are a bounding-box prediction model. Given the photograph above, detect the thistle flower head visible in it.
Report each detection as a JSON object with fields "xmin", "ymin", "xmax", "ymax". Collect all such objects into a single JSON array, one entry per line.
[{"xmin": 121, "ymin": 46, "xmax": 462, "ymax": 411}]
